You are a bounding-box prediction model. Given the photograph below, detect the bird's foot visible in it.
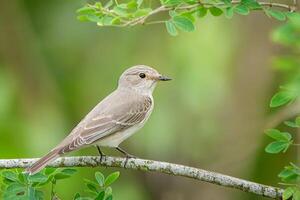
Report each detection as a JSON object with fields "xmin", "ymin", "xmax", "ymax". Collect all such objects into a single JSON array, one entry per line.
[
  {"xmin": 116, "ymin": 147, "xmax": 137, "ymax": 168},
  {"xmin": 96, "ymin": 145, "xmax": 106, "ymax": 163},
  {"xmin": 100, "ymin": 154, "xmax": 106, "ymax": 163}
]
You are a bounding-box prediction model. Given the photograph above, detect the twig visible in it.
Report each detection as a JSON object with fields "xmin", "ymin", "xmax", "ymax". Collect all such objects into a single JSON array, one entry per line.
[
  {"xmin": 265, "ymin": 101, "xmax": 300, "ymax": 129},
  {"xmin": 0, "ymin": 156, "xmax": 283, "ymax": 199}
]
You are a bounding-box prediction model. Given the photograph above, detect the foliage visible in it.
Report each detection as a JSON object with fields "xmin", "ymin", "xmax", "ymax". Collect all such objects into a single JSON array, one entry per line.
[
  {"xmin": 265, "ymin": 12, "xmax": 300, "ymax": 200},
  {"xmin": 269, "ymin": 12, "xmax": 300, "ymax": 108},
  {"xmin": 75, "ymin": 171, "xmax": 120, "ymax": 200},
  {"xmin": 264, "ymin": 129, "xmax": 292, "ymax": 154},
  {"xmin": 0, "ymin": 169, "xmax": 119, "ymax": 200},
  {"xmin": 76, "ymin": 0, "xmax": 295, "ymax": 35}
]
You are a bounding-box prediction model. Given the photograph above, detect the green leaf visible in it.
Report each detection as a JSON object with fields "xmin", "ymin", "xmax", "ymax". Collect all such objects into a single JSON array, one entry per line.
[
  {"xmin": 283, "ymin": 187, "xmax": 296, "ymax": 200},
  {"xmin": 76, "ymin": 6, "xmax": 96, "ymax": 15},
  {"xmin": 162, "ymin": 0, "xmax": 183, "ymax": 6},
  {"xmin": 77, "ymin": 15, "xmax": 89, "ymax": 22},
  {"xmin": 95, "ymin": 191, "xmax": 105, "ymax": 200},
  {"xmin": 279, "ymin": 167, "xmax": 299, "ymax": 182},
  {"xmin": 86, "ymin": 183, "xmax": 98, "ymax": 193},
  {"xmin": 102, "ymin": 16, "xmax": 114, "ymax": 26},
  {"xmin": 265, "ymin": 129, "xmax": 292, "ymax": 142},
  {"xmin": 165, "ymin": 21, "xmax": 178, "ymax": 36},
  {"xmin": 241, "ymin": 0, "xmax": 261, "ymax": 9},
  {"xmin": 113, "ymin": 6, "xmax": 128, "ymax": 17},
  {"xmin": 61, "ymin": 168, "xmax": 77, "ymax": 175},
  {"xmin": 17, "ymin": 173, "xmax": 26, "ymax": 184},
  {"xmin": 209, "ymin": 7, "xmax": 223, "ymax": 16},
  {"xmin": 105, "ymin": 186, "xmax": 113, "ymax": 196},
  {"xmin": 28, "ymin": 186, "xmax": 35, "ymax": 200},
  {"xmin": 285, "ymin": 117, "xmax": 300, "ymax": 128},
  {"xmin": 265, "ymin": 9, "xmax": 286, "ymax": 21},
  {"xmin": 265, "ymin": 141, "xmax": 290, "ymax": 153},
  {"xmin": 221, "ymin": 0, "xmax": 232, "ymax": 5},
  {"xmin": 54, "ymin": 173, "xmax": 71, "ymax": 180},
  {"xmin": 172, "ymin": 16, "xmax": 195, "ymax": 32},
  {"xmin": 74, "ymin": 193, "xmax": 81, "ymax": 200},
  {"xmin": 1, "ymin": 171, "xmax": 17, "ymax": 182},
  {"xmin": 95, "ymin": 172, "xmax": 105, "ymax": 187},
  {"xmin": 284, "ymin": 121, "xmax": 300, "ymax": 128},
  {"xmin": 105, "ymin": 195, "xmax": 113, "ymax": 200},
  {"xmin": 104, "ymin": 172, "xmax": 120, "ymax": 186},
  {"xmin": 84, "ymin": 179, "xmax": 99, "ymax": 190},
  {"xmin": 184, "ymin": 0, "xmax": 197, "ymax": 4},
  {"xmin": 169, "ymin": 10, "xmax": 177, "ymax": 17},
  {"xmin": 44, "ymin": 168, "xmax": 56, "ymax": 175},
  {"xmin": 34, "ymin": 190, "xmax": 43, "ymax": 200},
  {"xmin": 197, "ymin": 7, "xmax": 207, "ymax": 18},
  {"xmin": 180, "ymin": 12, "xmax": 196, "ymax": 23},
  {"xmin": 127, "ymin": 0, "xmax": 138, "ymax": 9},
  {"xmin": 225, "ymin": 7, "xmax": 234, "ymax": 19},
  {"xmin": 234, "ymin": 4, "xmax": 250, "ymax": 15},
  {"xmin": 95, "ymin": 2, "xmax": 103, "ymax": 9},
  {"xmin": 104, "ymin": 0, "xmax": 114, "ymax": 8},
  {"xmin": 86, "ymin": 14, "xmax": 102, "ymax": 23},
  {"xmin": 3, "ymin": 183, "xmax": 27, "ymax": 200},
  {"xmin": 28, "ymin": 173, "xmax": 48, "ymax": 183},
  {"xmin": 133, "ymin": 8, "xmax": 152, "ymax": 17},
  {"xmin": 270, "ymin": 91, "xmax": 296, "ymax": 107}
]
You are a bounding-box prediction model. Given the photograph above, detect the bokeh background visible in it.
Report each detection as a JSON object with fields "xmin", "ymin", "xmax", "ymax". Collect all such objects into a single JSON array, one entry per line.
[{"xmin": 0, "ymin": 0, "xmax": 296, "ymax": 199}]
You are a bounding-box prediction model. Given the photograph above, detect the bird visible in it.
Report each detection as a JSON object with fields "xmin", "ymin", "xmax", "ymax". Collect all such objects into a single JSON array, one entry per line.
[{"xmin": 25, "ymin": 65, "xmax": 171, "ymax": 175}]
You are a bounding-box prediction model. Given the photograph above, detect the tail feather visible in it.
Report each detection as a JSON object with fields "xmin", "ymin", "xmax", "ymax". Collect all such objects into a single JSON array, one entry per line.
[{"xmin": 25, "ymin": 149, "xmax": 60, "ymax": 175}]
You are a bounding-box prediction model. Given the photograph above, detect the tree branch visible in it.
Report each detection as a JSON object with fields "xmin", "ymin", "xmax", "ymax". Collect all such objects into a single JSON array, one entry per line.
[
  {"xmin": 124, "ymin": 0, "xmax": 296, "ymax": 26},
  {"xmin": 0, "ymin": 156, "xmax": 283, "ymax": 199}
]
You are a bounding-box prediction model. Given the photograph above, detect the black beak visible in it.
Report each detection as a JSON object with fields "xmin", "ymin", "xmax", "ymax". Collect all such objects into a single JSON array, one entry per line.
[{"xmin": 158, "ymin": 75, "xmax": 172, "ymax": 81}]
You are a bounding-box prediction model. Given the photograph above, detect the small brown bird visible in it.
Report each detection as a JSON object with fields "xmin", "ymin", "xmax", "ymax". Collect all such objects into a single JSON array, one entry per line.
[{"xmin": 26, "ymin": 65, "xmax": 171, "ymax": 175}]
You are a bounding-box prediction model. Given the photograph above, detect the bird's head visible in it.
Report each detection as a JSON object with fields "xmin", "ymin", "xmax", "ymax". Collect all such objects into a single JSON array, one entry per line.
[{"xmin": 118, "ymin": 65, "xmax": 171, "ymax": 94}]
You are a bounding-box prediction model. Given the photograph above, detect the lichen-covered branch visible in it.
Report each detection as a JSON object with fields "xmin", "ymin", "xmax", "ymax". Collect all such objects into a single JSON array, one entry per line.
[{"xmin": 0, "ymin": 156, "xmax": 283, "ymax": 199}]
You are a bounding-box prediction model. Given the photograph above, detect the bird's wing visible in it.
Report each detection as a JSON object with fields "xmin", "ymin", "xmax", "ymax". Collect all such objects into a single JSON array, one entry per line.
[{"xmin": 58, "ymin": 94, "xmax": 152, "ymax": 154}]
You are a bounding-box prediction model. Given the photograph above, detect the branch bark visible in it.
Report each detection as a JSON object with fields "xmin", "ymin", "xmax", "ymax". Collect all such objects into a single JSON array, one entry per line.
[{"xmin": 0, "ymin": 156, "xmax": 283, "ymax": 199}]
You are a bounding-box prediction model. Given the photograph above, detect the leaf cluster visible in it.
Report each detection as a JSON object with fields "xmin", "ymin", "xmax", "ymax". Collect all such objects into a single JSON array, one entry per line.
[
  {"xmin": 270, "ymin": 13, "xmax": 300, "ymax": 108},
  {"xmin": 0, "ymin": 169, "xmax": 120, "ymax": 200},
  {"xmin": 265, "ymin": 129, "xmax": 293, "ymax": 154},
  {"xmin": 280, "ymin": 163, "xmax": 300, "ymax": 199},
  {"xmin": 74, "ymin": 171, "xmax": 120, "ymax": 200},
  {"xmin": 0, "ymin": 168, "xmax": 76, "ymax": 200},
  {"xmin": 265, "ymin": 13, "xmax": 300, "ymax": 200},
  {"xmin": 76, "ymin": 0, "xmax": 293, "ymax": 35},
  {"xmin": 265, "ymin": 125, "xmax": 300, "ymax": 199}
]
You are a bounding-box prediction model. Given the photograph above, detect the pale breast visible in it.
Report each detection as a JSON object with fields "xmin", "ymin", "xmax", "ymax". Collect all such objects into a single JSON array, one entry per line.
[{"xmin": 96, "ymin": 96, "xmax": 154, "ymax": 147}]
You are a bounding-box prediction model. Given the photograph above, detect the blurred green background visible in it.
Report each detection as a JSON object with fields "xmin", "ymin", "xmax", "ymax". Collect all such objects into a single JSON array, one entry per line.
[{"xmin": 0, "ymin": 0, "xmax": 294, "ymax": 199}]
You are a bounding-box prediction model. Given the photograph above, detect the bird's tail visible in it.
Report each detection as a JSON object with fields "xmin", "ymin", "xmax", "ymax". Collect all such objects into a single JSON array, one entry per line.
[{"xmin": 25, "ymin": 149, "xmax": 60, "ymax": 175}]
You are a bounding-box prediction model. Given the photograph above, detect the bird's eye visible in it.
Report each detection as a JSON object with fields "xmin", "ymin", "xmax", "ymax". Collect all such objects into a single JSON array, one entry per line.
[{"xmin": 139, "ymin": 73, "xmax": 146, "ymax": 79}]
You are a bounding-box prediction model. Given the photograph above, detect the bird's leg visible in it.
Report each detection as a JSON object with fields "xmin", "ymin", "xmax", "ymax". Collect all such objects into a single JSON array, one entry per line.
[
  {"xmin": 116, "ymin": 147, "xmax": 136, "ymax": 158},
  {"xmin": 96, "ymin": 145, "xmax": 106, "ymax": 162},
  {"xmin": 116, "ymin": 147, "xmax": 136, "ymax": 168}
]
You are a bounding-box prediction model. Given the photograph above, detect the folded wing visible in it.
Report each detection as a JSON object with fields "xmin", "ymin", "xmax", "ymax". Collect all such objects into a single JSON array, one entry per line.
[{"xmin": 58, "ymin": 95, "xmax": 152, "ymax": 154}]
